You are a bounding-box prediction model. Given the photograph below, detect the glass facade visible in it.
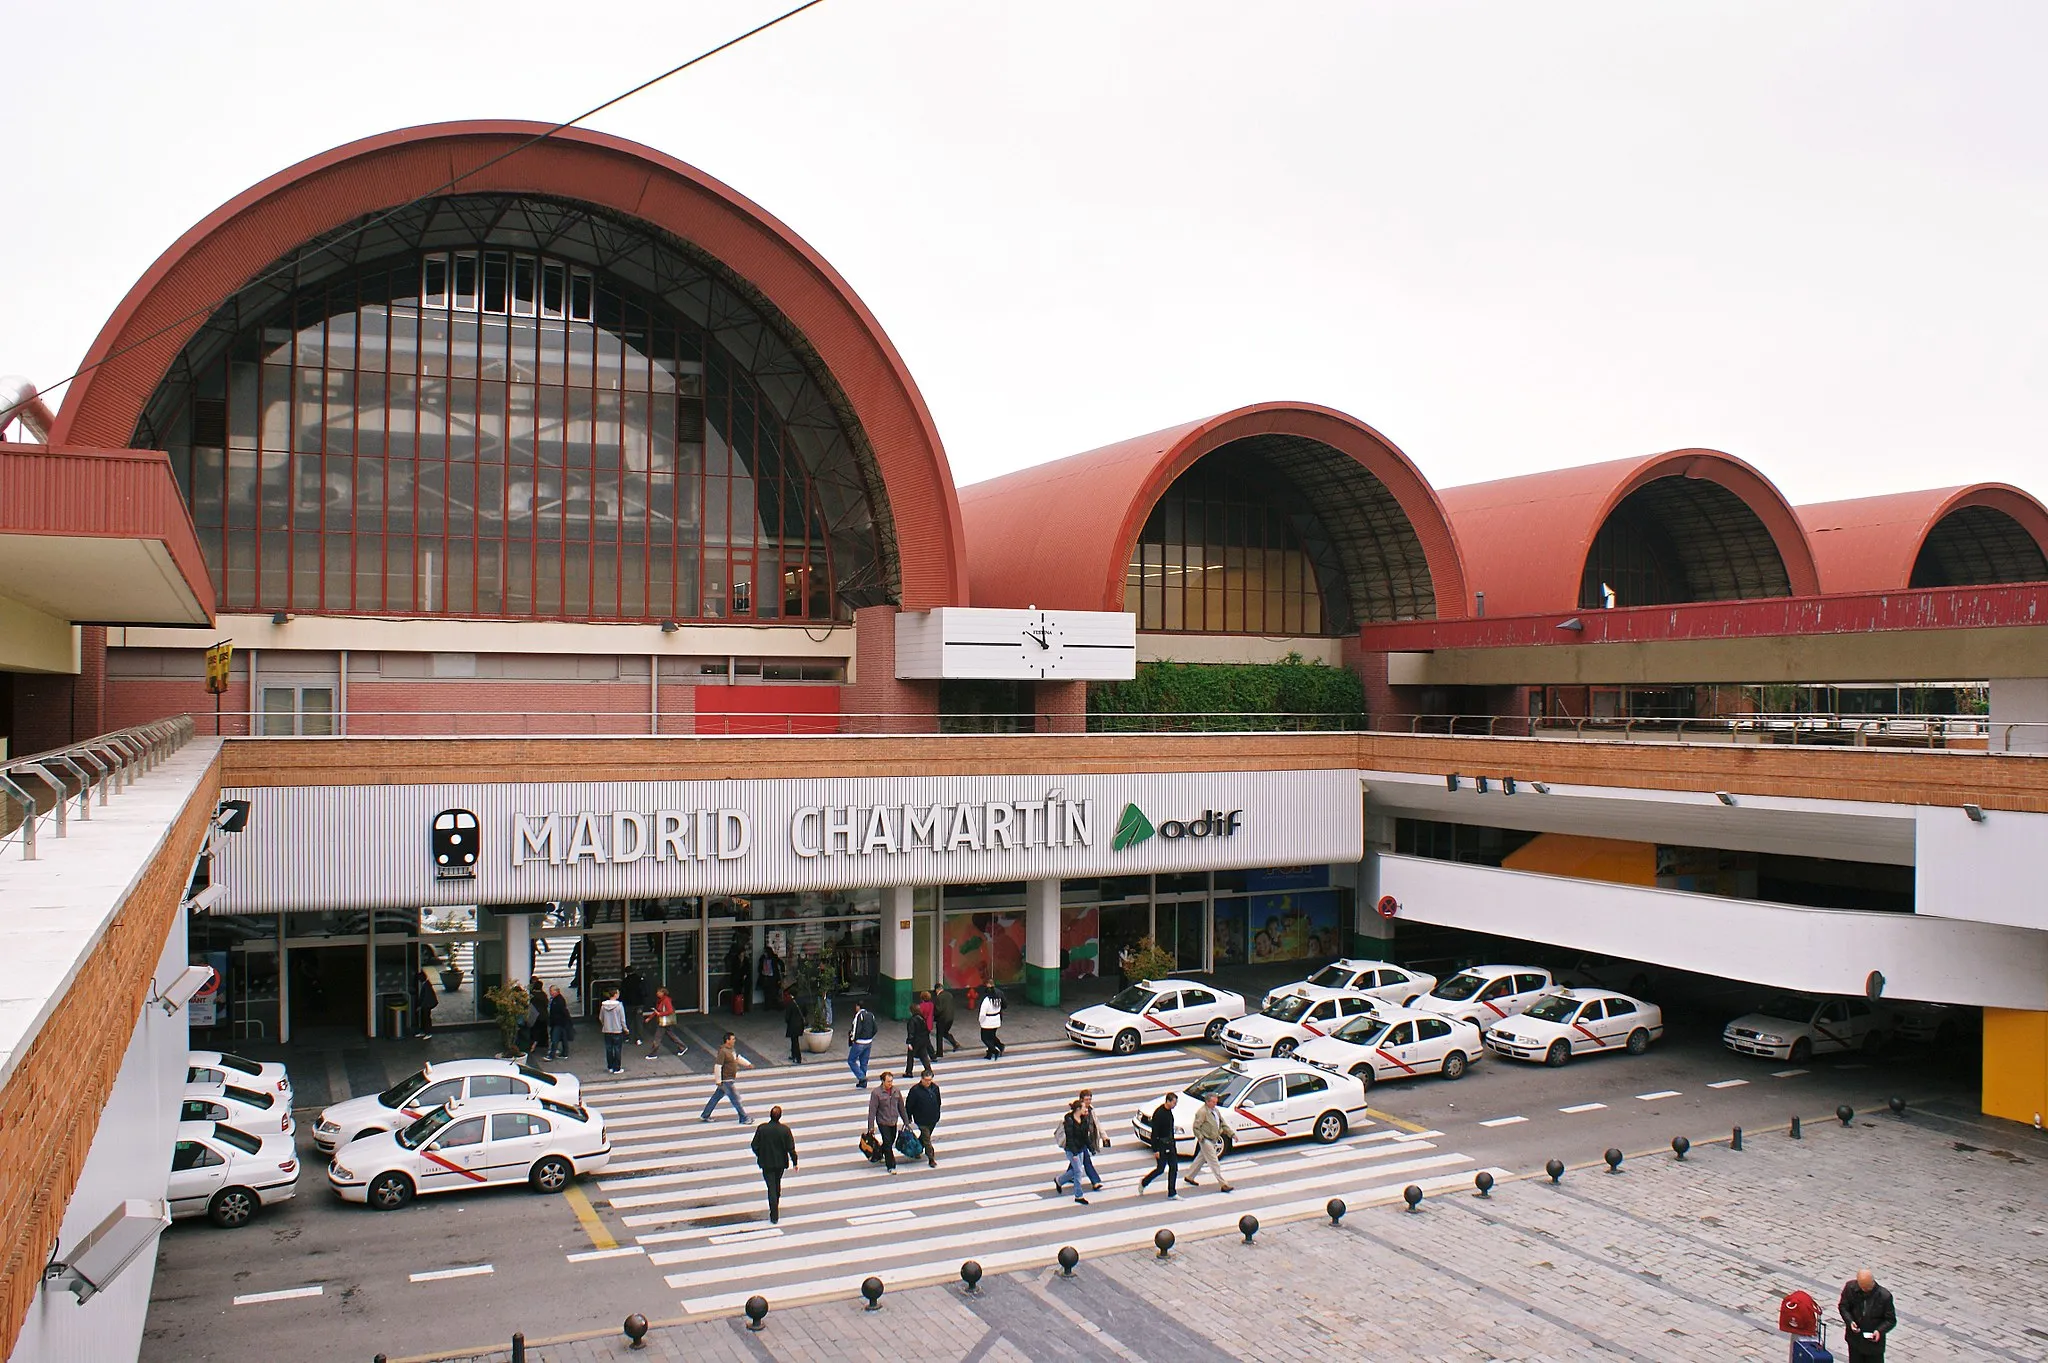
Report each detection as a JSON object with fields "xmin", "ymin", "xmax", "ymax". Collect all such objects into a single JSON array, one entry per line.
[{"xmin": 140, "ymin": 196, "xmax": 890, "ymax": 622}]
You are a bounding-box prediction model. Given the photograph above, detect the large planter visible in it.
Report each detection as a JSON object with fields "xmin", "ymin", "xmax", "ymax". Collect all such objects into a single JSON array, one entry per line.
[{"xmin": 801, "ymin": 1028, "xmax": 835, "ymax": 1054}]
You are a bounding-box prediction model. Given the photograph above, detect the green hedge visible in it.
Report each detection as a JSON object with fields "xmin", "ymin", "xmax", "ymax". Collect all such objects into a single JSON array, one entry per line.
[{"xmin": 1089, "ymin": 653, "xmax": 1363, "ymax": 730}]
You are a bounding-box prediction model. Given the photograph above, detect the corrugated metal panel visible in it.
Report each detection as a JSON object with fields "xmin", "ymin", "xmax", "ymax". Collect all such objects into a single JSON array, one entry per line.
[
  {"xmin": 211, "ymin": 768, "xmax": 1363, "ymax": 913},
  {"xmin": 0, "ymin": 441, "xmax": 215, "ymax": 619}
]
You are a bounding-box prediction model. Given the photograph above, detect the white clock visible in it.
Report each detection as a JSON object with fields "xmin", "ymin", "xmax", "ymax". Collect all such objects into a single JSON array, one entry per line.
[{"xmin": 894, "ymin": 608, "xmax": 1136, "ymax": 681}]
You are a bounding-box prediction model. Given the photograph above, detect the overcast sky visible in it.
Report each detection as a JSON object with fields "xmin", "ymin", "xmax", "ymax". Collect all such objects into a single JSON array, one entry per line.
[{"xmin": 4, "ymin": 1, "xmax": 2042, "ymax": 503}]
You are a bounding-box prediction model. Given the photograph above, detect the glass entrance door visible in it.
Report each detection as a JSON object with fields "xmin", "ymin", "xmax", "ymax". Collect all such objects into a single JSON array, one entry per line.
[
  {"xmin": 1156, "ymin": 899, "xmax": 1208, "ymax": 972},
  {"xmin": 629, "ymin": 927, "xmax": 701, "ymax": 1012}
]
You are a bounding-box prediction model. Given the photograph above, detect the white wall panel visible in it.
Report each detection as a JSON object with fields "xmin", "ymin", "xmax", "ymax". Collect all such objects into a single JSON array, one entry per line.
[{"xmin": 1914, "ymin": 804, "xmax": 2048, "ymax": 931}]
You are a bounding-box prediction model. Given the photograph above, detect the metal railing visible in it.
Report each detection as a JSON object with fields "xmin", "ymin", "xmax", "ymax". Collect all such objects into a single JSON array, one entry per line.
[
  {"xmin": 1381, "ymin": 711, "xmax": 2004, "ymax": 749},
  {"xmin": 0, "ymin": 717, "xmax": 196, "ymax": 860}
]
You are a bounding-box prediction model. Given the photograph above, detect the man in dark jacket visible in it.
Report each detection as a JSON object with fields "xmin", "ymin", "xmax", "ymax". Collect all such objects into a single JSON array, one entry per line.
[
  {"xmin": 749, "ymin": 1105, "xmax": 797, "ymax": 1224},
  {"xmin": 1137, "ymin": 1091, "xmax": 1181, "ymax": 1198},
  {"xmin": 782, "ymin": 991, "xmax": 807, "ymax": 1064},
  {"xmin": 1839, "ymin": 1270, "xmax": 1897, "ymax": 1360},
  {"xmin": 903, "ymin": 1072, "xmax": 942, "ymax": 1168},
  {"xmin": 931, "ymin": 983, "xmax": 961, "ymax": 1056},
  {"xmin": 904, "ymin": 1002, "xmax": 935, "ymax": 1078},
  {"xmin": 847, "ymin": 1001, "xmax": 879, "ymax": 1088},
  {"xmin": 621, "ymin": 966, "xmax": 650, "ymax": 1049}
]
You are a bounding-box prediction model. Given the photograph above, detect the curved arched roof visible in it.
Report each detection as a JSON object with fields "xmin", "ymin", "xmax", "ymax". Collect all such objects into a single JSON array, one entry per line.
[
  {"xmin": 959, "ymin": 402, "xmax": 1468, "ymax": 624},
  {"xmin": 51, "ymin": 121, "xmax": 966, "ymax": 609},
  {"xmin": 1440, "ymin": 449, "xmax": 1820, "ymax": 617},
  {"xmin": 1798, "ymin": 485, "xmax": 2048, "ymax": 594}
]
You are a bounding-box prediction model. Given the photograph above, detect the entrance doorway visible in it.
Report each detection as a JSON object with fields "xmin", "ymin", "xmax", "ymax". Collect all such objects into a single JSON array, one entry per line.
[
  {"xmin": 1098, "ymin": 904, "xmax": 1149, "ymax": 988},
  {"xmin": 1156, "ymin": 899, "xmax": 1208, "ymax": 972},
  {"xmin": 288, "ymin": 944, "xmax": 366, "ymax": 1035}
]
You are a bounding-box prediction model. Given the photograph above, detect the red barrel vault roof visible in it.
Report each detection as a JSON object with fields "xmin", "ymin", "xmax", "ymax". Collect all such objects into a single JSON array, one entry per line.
[
  {"xmin": 959, "ymin": 402, "xmax": 1468, "ymax": 622},
  {"xmin": 1799, "ymin": 485, "xmax": 2048, "ymax": 594},
  {"xmin": 1440, "ymin": 449, "xmax": 1820, "ymax": 618},
  {"xmin": 51, "ymin": 121, "xmax": 967, "ymax": 609}
]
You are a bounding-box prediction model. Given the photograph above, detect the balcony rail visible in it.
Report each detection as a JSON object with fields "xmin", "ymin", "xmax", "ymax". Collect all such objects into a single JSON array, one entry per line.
[{"xmin": 0, "ymin": 717, "xmax": 197, "ymax": 860}]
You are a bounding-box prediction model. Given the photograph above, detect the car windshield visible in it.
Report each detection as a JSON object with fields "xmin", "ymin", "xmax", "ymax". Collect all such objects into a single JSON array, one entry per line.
[
  {"xmin": 213, "ymin": 1123, "xmax": 261, "ymax": 1155},
  {"xmin": 1331, "ymin": 1016, "xmax": 1388, "ymax": 1045},
  {"xmin": 1756, "ymin": 996, "xmax": 1815, "ymax": 1024},
  {"xmin": 1183, "ymin": 1068, "xmax": 1252, "ymax": 1106},
  {"xmin": 378, "ymin": 1071, "xmax": 430, "ymax": 1108},
  {"xmin": 1432, "ymin": 972, "xmax": 1486, "ymax": 1001},
  {"xmin": 1261, "ymin": 995, "xmax": 1312, "ymax": 1022},
  {"xmin": 1523, "ymin": 995, "xmax": 1580, "ymax": 1023},
  {"xmin": 1306, "ymin": 965, "xmax": 1350, "ymax": 988},
  {"xmin": 1104, "ymin": 987, "xmax": 1158, "ymax": 1014},
  {"xmin": 215, "ymin": 1054, "xmax": 263, "ymax": 1077},
  {"xmin": 517, "ymin": 1064, "xmax": 556, "ymax": 1084},
  {"xmin": 223, "ymin": 1085, "xmax": 274, "ymax": 1109},
  {"xmin": 396, "ymin": 1107, "xmax": 454, "ymax": 1149}
]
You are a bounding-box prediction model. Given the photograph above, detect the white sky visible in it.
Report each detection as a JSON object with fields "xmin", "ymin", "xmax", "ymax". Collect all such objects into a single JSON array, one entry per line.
[{"xmin": 4, "ymin": 1, "xmax": 2043, "ymax": 504}]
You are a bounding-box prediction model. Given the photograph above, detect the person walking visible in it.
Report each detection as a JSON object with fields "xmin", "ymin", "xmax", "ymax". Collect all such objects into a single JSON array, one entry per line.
[
  {"xmin": 904, "ymin": 997, "xmax": 935, "ymax": 1077},
  {"xmin": 1137, "ymin": 1091, "xmax": 1181, "ymax": 1198},
  {"xmin": 783, "ymin": 990, "xmax": 807, "ymax": 1065},
  {"xmin": 645, "ymin": 986, "xmax": 686, "ymax": 1060},
  {"xmin": 978, "ymin": 984, "xmax": 1006, "ymax": 1060},
  {"xmin": 621, "ymin": 966, "xmax": 650, "ymax": 1050},
  {"xmin": 1186, "ymin": 1092, "xmax": 1235, "ymax": 1192},
  {"xmin": 757, "ymin": 943, "xmax": 784, "ymax": 1007},
  {"xmin": 1053, "ymin": 1099, "xmax": 1093, "ymax": 1204},
  {"xmin": 1075, "ymin": 1090, "xmax": 1108, "ymax": 1191},
  {"xmin": 750, "ymin": 1105, "xmax": 798, "ymax": 1224},
  {"xmin": 1839, "ymin": 1270, "xmax": 1897, "ymax": 1361},
  {"xmin": 865, "ymin": 1072, "xmax": 905, "ymax": 1174},
  {"xmin": 527, "ymin": 975, "xmax": 551, "ymax": 1059},
  {"xmin": 846, "ymin": 999, "xmax": 879, "ymax": 1088},
  {"xmin": 412, "ymin": 968, "xmax": 438, "ymax": 1038},
  {"xmin": 701, "ymin": 1033, "xmax": 752, "ymax": 1123},
  {"xmin": 546, "ymin": 985, "xmax": 573, "ymax": 1061},
  {"xmin": 903, "ymin": 1071, "xmax": 942, "ymax": 1168},
  {"xmin": 598, "ymin": 988, "xmax": 629, "ymax": 1074},
  {"xmin": 931, "ymin": 983, "xmax": 961, "ymax": 1056}
]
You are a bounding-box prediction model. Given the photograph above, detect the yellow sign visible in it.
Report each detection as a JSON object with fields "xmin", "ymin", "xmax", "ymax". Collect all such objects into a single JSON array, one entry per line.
[{"xmin": 204, "ymin": 641, "xmax": 233, "ymax": 695}]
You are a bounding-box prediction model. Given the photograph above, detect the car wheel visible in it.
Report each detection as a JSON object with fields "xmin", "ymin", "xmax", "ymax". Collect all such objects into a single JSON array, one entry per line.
[
  {"xmin": 1273, "ymin": 1038, "xmax": 1299, "ymax": 1059},
  {"xmin": 1441, "ymin": 1050, "xmax": 1468, "ymax": 1080},
  {"xmin": 1349, "ymin": 1063, "xmax": 1375, "ymax": 1093},
  {"xmin": 1113, "ymin": 1030, "xmax": 1142, "ymax": 1056},
  {"xmin": 1625, "ymin": 1028, "xmax": 1651, "ymax": 1056},
  {"xmin": 207, "ymin": 1187, "xmax": 258, "ymax": 1229},
  {"xmin": 1204, "ymin": 1017, "xmax": 1228, "ymax": 1042},
  {"xmin": 1313, "ymin": 1110, "xmax": 1347, "ymax": 1144},
  {"xmin": 1544, "ymin": 1040, "xmax": 1571, "ymax": 1068},
  {"xmin": 1789, "ymin": 1038, "xmax": 1813, "ymax": 1064},
  {"xmin": 530, "ymin": 1155, "xmax": 573, "ymax": 1193},
  {"xmin": 367, "ymin": 1171, "xmax": 415, "ymax": 1211}
]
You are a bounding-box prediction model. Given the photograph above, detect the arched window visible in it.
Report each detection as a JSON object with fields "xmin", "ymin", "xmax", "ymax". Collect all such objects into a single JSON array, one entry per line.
[{"xmin": 139, "ymin": 196, "xmax": 887, "ymax": 622}]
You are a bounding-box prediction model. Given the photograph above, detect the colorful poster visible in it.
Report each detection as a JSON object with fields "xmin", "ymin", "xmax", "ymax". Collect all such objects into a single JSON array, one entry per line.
[
  {"xmin": 1211, "ymin": 899, "xmax": 1247, "ymax": 967},
  {"xmin": 1244, "ymin": 866, "xmax": 1331, "ymax": 892},
  {"xmin": 943, "ymin": 912, "xmax": 1025, "ymax": 988},
  {"xmin": 1059, "ymin": 906, "xmax": 1101, "ymax": 980},
  {"xmin": 1246, "ymin": 890, "xmax": 1340, "ymax": 964}
]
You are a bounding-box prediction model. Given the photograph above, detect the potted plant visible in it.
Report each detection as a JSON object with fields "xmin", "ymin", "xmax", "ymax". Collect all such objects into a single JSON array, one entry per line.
[
  {"xmin": 1123, "ymin": 935, "xmax": 1180, "ymax": 985},
  {"xmin": 790, "ymin": 947, "xmax": 841, "ymax": 1054},
  {"xmin": 484, "ymin": 981, "xmax": 529, "ymax": 1058}
]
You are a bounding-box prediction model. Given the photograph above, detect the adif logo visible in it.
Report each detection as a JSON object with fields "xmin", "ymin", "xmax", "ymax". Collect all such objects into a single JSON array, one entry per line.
[
  {"xmin": 1112, "ymin": 804, "xmax": 1242, "ymax": 851},
  {"xmin": 432, "ymin": 809, "xmax": 480, "ymax": 880}
]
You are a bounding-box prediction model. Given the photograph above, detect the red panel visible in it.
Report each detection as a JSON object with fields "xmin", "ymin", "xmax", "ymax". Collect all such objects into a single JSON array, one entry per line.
[
  {"xmin": 1798, "ymin": 484, "xmax": 2048, "ymax": 593},
  {"xmin": 693, "ymin": 685, "xmax": 840, "ymax": 735}
]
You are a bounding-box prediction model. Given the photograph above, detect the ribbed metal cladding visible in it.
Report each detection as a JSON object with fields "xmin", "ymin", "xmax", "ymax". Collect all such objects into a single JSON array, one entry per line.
[{"xmin": 212, "ymin": 768, "xmax": 1363, "ymax": 913}]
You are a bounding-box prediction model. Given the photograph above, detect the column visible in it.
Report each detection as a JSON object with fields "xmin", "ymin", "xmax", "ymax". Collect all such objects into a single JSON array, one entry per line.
[
  {"xmin": 1034, "ymin": 680, "xmax": 1087, "ymax": 734},
  {"xmin": 1024, "ymin": 877, "xmax": 1061, "ymax": 1008},
  {"xmin": 1353, "ymin": 810, "xmax": 1396, "ymax": 954},
  {"xmin": 877, "ymin": 885, "xmax": 916, "ymax": 1018},
  {"xmin": 501, "ymin": 910, "xmax": 532, "ymax": 994},
  {"xmin": 1982, "ymin": 1008, "xmax": 2048, "ymax": 1125}
]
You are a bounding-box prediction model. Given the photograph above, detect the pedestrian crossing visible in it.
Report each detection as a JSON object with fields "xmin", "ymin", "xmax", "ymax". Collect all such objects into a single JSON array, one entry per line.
[{"xmin": 575, "ymin": 1045, "xmax": 1502, "ymax": 1315}]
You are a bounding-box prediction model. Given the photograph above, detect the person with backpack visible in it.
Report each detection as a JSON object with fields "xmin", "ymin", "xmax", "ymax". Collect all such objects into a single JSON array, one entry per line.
[
  {"xmin": 846, "ymin": 1000, "xmax": 879, "ymax": 1088},
  {"xmin": 865, "ymin": 1072, "xmax": 905, "ymax": 1174},
  {"xmin": 978, "ymin": 983, "xmax": 1006, "ymax": 1060},
  {"xmin": 904, "ymin": 997, "xmax": 935, "ymax": 1077},
  {"xmin": 1053, "ymin": 1099, "xmax": 1093, "ymax": 1204},
  {"xmin": 903, "ymin": 1071, "xmax": 942, "ymax": 1168}
]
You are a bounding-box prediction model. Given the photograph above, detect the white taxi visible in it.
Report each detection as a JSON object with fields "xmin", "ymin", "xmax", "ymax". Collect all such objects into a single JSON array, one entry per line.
[
  {"xmin": 1413, "ymin": 965, "xmax": 1554, "ymax": 1033},
  {"xmin": 1723, "ymin": 995, "xmax": 1892, "ymax": 1063},
  {"xmin": 180, "ymin": 1080, "xmax": 294, "ymax": 1137},
  {"xmin": 328, "ymin": 1095, "xmax": 611, "ymax": 1209},
  {"xmin": 169, "ymin": 1120, "xmax": 300, "ymax": 1228},
  {"xmin": 314, "ymin": 1059, "xmax": 581, "ymax": 1155},
  {"xmin": 1066, "ymin": 978, "xmax": 1247, "ymax": 1055},
  {"xmin": 1295, "ymin": 1006, "xmax": 1481, "ymax": 1091},
  {"xmin": 187, "ymin": 1050, "xmax": 291, "ymax": 1100},
  {"xmin": 1483, "ymin": 990, "xmax": 1665, "ymax": 1066},
  {"xmin": 1131, "ymin": 1059, "xmax": 1371, "ymax": 1154},
  {"xmin": 1263, "ymin": 959, "xmax": 1437, "ymax": 1010},
  {"xmin": 1222, "ymin": 990, "xmax": 1380, "ymax": 1060}
]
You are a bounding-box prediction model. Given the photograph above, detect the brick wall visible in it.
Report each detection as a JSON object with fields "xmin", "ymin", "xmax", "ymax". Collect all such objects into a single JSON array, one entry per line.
[
  {"xmin": 1034, "ymin": 680, "xmax": 1087, "ymax": 734},
  {"xmin": 0, "ymin": 755, "xmax": 218, "ymax": 1357},
  {"xmin": 1342, "ymin": 636, "xmax": 1402, "ymax": 727},
  {"xmin": 7, "ymin": 627, "xmax": 110, "ymax": 756},
  {"xmin": 342, "ymin": 678, "xmax": 653, "ymax": 735},
  {"xmin": 841, "ymin": 606, "xmax": 938, "ymax": 733}
]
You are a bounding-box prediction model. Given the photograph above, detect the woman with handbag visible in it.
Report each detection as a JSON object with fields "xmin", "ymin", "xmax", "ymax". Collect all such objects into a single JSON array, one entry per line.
[{"xmin": 645, "ymin": 986, "xmax": 686, "ymax": 1060}]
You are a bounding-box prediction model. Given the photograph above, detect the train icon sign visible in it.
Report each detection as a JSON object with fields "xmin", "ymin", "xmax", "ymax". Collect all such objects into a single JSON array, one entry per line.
[{"xmin": 432, "ymin": 810, "xmax": 480, "ymax": 880}]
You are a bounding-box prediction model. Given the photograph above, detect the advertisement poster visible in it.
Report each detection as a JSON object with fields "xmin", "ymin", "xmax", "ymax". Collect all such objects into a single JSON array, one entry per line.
[
  {"xmin": 943, "ymin": 912, "xmax": 1025, "ymax": 988},
  {"xmin": 1245, "ymin": 890, "xmax": 1340, "ymax": 964},
  {"xmin": 1211, "ymin": 899, "xmax": 1248, "ymax": 967},
  {"xmin": 187, "ymin": 952, "xmax": 228, "ymax": 1028},
  {"xmin": 1059, "ymin": 906, "xmax": 1100, "ymax": 980}
]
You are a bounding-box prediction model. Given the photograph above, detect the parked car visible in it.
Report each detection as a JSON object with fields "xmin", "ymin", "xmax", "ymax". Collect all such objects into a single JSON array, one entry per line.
[
  {"xmin": 1551, "ymin": 954, "xmax": 1656, "ymax": 997},
  {"xmin": 1723, "ymin": 995, "xmax": 1891, "ymax": 1062},
  {"xmin": 180, "ymin": 1080, "xmax": 294, "ymax": 1136},
  {"xmin": 1065, "ymin": 978, "xmax": 1247, "ymax": 1054},
  {"xmin": 1222, "ymin": 990, "xmax": 1380, "ymax": 1060},
  {"xmin": 1261, "ymin": 959, "xmax": 1437, "ymax": 1010},
  {"xmin": 1483, "ymin": 990, "xmax": 1664, "ymax": 1066},
  {"xmin": 1130, "ymin": 1059, "xmax": 1371, "ymax": 1154},
  {"xmin": 315, "ymin": 1058, "xmax": 580, "ymax": 1155},
  {"xmin": 327, "ymin": 1095, "xmax": 611, "ymax": 1209},
  {"xmin": 1890, "ymin": 1001, "xmax": 1980, "ymax": 1047},
  {"xmin": 1413, "ymin": 966, "xmax": 1554, "ymax": 1033},
  {"xmin": 168, "ymin": 1120, "xmax": 299, "ymax": 1228},
  {"xmin": 1295, "ymin": 1006, "xmax": 1481, "ymax": 1091},
  {"xmin": 187, "ymin": 1050, "xmax": 291, "ymax": 1099}
]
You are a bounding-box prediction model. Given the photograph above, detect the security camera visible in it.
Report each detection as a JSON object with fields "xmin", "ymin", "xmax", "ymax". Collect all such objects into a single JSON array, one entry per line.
[
  {"xmin": 185, "ymin": 884, "xmax": 226, "ymax": 914},
  {"xmin": 157, "ymin": 964, "xmax": 217, "ymax": 1016},
  {"xmin": 213, "ymin": 799, "xmax": 251, "ymax": 834}
]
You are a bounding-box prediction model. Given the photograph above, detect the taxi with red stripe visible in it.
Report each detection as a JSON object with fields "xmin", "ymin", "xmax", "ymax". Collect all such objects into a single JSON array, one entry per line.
[
  {"xmin": 1412, "ymin": 964, "xmax": 1554, "ymax": 1034},
  {"xmin": 1131, "ymin": 1058, "xmax": 1371, "ymax": 1154},
  {"xmin": 1722, "ymin": 994, "xmax": 1891, "ymax": 1063},
  {"xmin": 1065, "ymin": 977, "xmax": 1247, "ymax": 1055},
  {"xmin": 314, "ymin": 1058, "xmax": 580, "ymax": 1155},
  {"xmin": 1294, "ymin": 1005, "xmax": 1482, "ymax": 1091},
  {"xmin": 1482, "ymin": 989, "xmax": 1664, "ymax": 1066},
  {"xmin": 327, "ymin": 1094, "xmax": 610, "ymax": 1209},
  {"xmin": 1221, "ymin": 989, "xmax": 1380, "ymax": 1060}
]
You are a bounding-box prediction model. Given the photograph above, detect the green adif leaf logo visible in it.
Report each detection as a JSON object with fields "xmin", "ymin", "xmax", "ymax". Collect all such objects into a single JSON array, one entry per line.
[{"xmin": 1111, "ymin": 803, "xmax": 1156, "ymax": 851}]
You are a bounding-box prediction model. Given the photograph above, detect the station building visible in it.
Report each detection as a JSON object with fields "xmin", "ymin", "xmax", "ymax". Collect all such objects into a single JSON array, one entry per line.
[{"xmin": 6, "ymin": 120, "xmax": 2048, "ymax": 1359}]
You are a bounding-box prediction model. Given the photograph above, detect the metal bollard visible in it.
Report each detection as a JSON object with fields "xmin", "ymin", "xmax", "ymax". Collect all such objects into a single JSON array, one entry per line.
[
  {"xmin": 1732, "ymin": 1125, "xmax": 1743, "ymax": 1151},
  {"xmin": 1154, "ymin": 1228, "xmax": 1175, "ymax": 1259},
  {"xmin": 1473, "ymin": 1171, "xmax": 1494, "ymax": 1197},
  {"xmin": 511, "ymin": 1334, "xmax": 526, "ymax": 1363},
  {"xmin": 624, "ymin": 1313, "xmax": 649, "ymax": 1350},
  {"xmin": 1402, "ymin": 1184, "xmax": 1424, "ymax": 1211},
  {"xmin": 1056, "ymin": 1246, "xmax": 1079, "ymax": 1276},
  {"xmin": 960, "ymin": 1261, "xmax": 983, "ymax": 1294},
  {"xmin": 860, "ymin": 1276, "xmax": 884, "ymax": 1311},
  {"xmin": 1326, "ymin": 1197, "xmax": 1347, "ymax": 1224},
  {"xmin": 1790, "ymin": 1115, "xmax": 1802, "ymax": 1140},
  {"xmin": 745, "ymin": 1295, "xmax": 769, "ymax": 1331},
  {"xmin": 1239, "ymin": 1214, "xmax": 1259, "ymax": 1243},
  {"xmin": 1604, "ymin": 1148, "xmax": 1623, "ymax": 1173},
  {"xmin": 1888, "ymin": 1096, "xmax": 1907, "ymax": 1116},
  {"xmin": 1836, "ymin": 1104, "xmax": 1854, "ymax": 1127},
  {"xmin": 1672, "ymin": 1136, "xmax": 1690, "ymax": 1160},
  {"xmin": 1545, "ymin": 1159, "xmax": 1565, "ymax": 1184}
]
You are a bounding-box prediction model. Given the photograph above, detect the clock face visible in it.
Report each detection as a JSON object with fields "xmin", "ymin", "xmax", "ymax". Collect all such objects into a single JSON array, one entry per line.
[{"xmin": 1022, "ymin": 613, "xmax": 1064, "ymax": 677}]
